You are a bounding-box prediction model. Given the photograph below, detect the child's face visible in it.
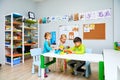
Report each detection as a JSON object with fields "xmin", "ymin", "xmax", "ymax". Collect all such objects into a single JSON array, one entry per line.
[
  {"xmin": 74, "ymin": 42, "xmax": 81, "ymax": 47},
  {"xmin": 60, "ymin": 37, "xmax": 67, "ymax": 44},
  {"xmin": 47, "ymin": 34, "xmax": 51, "ymax": 40}
]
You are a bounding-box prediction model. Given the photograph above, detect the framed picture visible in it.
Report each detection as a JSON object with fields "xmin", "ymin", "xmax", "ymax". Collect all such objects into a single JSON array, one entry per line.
[{"xmin": 28, "ymin": 11, "xmax": 35, "ymax": 19}]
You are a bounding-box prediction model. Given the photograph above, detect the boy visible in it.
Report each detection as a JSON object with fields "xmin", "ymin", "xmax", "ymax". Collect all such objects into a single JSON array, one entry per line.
[{"xmin": 68, "ymin": 37, "xmax": 85, "ymax": 75}]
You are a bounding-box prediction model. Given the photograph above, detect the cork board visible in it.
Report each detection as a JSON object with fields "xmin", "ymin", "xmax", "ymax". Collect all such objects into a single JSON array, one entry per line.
[{"xmin": 83, "ymin": 23, "xmax": 105, "ymax": 40}]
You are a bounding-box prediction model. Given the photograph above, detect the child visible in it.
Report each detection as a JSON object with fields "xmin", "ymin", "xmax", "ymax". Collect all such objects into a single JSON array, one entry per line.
[
  {"xmin": 43, "ymin": 32, "xmax": 52, "ymax": 53},
  {"xmin": 56, "ymin": 34, "xmax": 68, "ymax": 72},
  {"xmin": 42, "ymin": 32, "xmax": 52, "ymax": 77},
  {"xmin": 67, "ymin": 37, "xmax": 86, "ymax": 76}
]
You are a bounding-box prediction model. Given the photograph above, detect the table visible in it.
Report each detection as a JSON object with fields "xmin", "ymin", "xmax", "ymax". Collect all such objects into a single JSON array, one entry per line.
[
  {"xmin": 117, "ymin": 66, "xmax": 120, "ymax": 80},
  {"xmin": 40, "ymin": 51, "xmax": 103, "ymax": 80},
  {"xmin": 103, "ymin": 49, "xmax": 120, "ymax": 80}
]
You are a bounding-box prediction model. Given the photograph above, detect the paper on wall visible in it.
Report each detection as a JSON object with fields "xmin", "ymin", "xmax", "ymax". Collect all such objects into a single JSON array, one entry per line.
[{"xmin": 84, "ymin": 27, "xmax": 90, "ymax": 32}]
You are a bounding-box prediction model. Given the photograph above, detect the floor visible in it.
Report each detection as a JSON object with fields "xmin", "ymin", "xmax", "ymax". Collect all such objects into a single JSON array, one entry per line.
[{"xmin": 0, "ymin": 59, "xmax": 98, "ymax": 80}]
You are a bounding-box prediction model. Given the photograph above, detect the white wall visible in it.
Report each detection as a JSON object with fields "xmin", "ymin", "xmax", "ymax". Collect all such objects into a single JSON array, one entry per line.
[
  {"xmin": 0, "ymin": 0, "xmax": 119, "ymax": 64},
  {"xmin": 0, "ymin": 0, "xmax": 37, "ymax": 64},
  {"xmin": 114, "ymin": 0, "xmax": 120, "ymax": 41},
  {"xmin": 36, "ymin": 0, "xmax": 114, "ymax": 53}
]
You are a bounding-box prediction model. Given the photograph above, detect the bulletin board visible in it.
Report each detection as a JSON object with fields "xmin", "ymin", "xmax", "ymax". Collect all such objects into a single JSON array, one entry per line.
[{"xmin": 83, "ymin": 23, "xmax": 105, "ymax": 40}]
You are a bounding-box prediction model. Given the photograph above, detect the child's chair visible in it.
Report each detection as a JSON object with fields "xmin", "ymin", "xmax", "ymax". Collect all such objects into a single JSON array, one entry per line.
[
  {"xmin": 85, "ymin": 48, "xmax": 92, "ymax": 78},
  {"xmin": 76, "ymin": 48, "xmax": 92, "ymax": 78},
  {"xmin": 30, "ymin": 48, "xmax": 41, "ymax": 77}
]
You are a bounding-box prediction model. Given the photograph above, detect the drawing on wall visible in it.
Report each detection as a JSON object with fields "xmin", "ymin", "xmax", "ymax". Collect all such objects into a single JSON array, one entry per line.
[
  {"xmin": 39, "ymin": 18, "xmax": 42, "ymax": 24},
  {"xmin": 73, "ymin": 13, "xmax": 79, "ymax": 21},
  {"xmin": 79, "ymin": 13, "xmax": 85, "ymax": 20},
  {"xmin": 68, "ymin": 14, "xmax": 73, "ymax": 21},
  {"xmin": 50, "ymin": 31, "xmax": 56, "ymax": 45},
  {"xmin": 42, "ymin": 17, "xmax": 47, "ymax": 24},
  {"xmin": 38, "ymin": 9, "xmax": 111, "ymax": 24},
  {"xmin": 59, "ymin": 25, "xmax": 79, "ymax": 40},
  {"xmin": 46, "ymin": 17, "xmax": 51, "ymax": 23},
  {"xmin": 69, "ymin": 32, "xmax": 74, "ymax": 40}
]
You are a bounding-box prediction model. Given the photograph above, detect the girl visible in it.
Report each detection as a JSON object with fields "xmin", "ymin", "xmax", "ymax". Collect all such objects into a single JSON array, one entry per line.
[
  {"xmin": 56, "ymin": 34, "xmax": 68, "ymax": 72},
  {"xmin": 42, "ymin": 32, "xmax": 52, "ymax": 77}
]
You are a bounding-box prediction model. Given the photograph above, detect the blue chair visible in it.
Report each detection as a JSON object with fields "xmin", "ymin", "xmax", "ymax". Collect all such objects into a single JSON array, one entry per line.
[
  {"xmin": 85, "ymin": 48, "xmax": 92, "ymax": 78},
  {"xmin": 30, "ymin": 48, "xmax": 41, "ymax": 77},
  {"xmin": 76, "ymin": 48, "xmax": 92, "ymax": 78}
]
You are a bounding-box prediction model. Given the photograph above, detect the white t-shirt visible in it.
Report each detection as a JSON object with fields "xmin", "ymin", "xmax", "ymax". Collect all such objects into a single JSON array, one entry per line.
[{"xmin": 57, "ymin": 40, "xmax": 67, "ymax": 49}]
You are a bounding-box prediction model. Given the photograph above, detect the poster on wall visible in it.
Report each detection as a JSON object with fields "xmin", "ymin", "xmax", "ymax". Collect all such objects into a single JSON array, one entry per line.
[
  {"xmin": 50, "ymin": 31, "xmax": 56, "ymax": 45},
  {"xmin": 59, "ymin": 25, "xmax": 79, "ymax": 40},
  {"xmin": 73, "ymin": 13, "xmax": 79, "ymax": 21}
]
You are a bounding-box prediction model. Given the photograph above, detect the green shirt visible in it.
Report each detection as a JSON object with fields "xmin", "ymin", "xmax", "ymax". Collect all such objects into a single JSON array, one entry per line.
[{"xmin": 70, "ymin": 44, "xmax": 85, "ymax": 54}]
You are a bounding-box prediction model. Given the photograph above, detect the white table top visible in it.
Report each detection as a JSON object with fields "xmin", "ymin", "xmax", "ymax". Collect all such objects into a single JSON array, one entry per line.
[
  {"xmin": 103, "ymin": 49, "xmax": 120, "ymax": 80},
  {"xmin": 42, "ymin": 51, "xmax": 103, "ymax": 62}
]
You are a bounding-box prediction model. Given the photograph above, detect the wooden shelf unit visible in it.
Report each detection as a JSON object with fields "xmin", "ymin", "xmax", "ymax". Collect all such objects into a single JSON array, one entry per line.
[{"xmin": 5, "ymin": 13, "xmax": 23, "ymax": 67}]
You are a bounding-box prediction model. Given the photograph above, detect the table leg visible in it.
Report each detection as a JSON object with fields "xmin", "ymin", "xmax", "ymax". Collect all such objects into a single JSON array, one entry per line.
[
  {"xmin": 41, "ymin": 68, "xmax": 45, "ymax": 80},
  {"xmin": 99, "ymin": 61, "xmax": 104, "ymax": 80},
  {"xmin": 40, "ymin": 55, "xmax": 45, "ymax": 80}
]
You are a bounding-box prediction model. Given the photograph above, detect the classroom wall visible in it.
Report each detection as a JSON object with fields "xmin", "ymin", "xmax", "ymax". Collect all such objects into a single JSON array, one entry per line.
[
  {"xmin": 114, "ymin": 0, "xmax": 120, "ymax": 41},
  {"xmin": 36, "ymin": 0, "xmax": 113, "ymax": 53},
  {"xmin": 0, "ymin": 0, "xmax": 37, "ymax": 64}
]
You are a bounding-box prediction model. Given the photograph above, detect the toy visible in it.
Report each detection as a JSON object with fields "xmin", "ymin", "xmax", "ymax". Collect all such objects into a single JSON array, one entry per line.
[
  {"xmin": 60, "ymin": 51, "xmax": 66, "ymax": 55},
  {"xmin": 114, "ymin": 42, "xmax": 120, "ymax": 51},
  {"xmin": 54, "ymin": 49, "xmax": 61, "ymax": 54},
  {"xmin": 64, "ymin": 49, "xmax": 72, "ymax": 54},
  {"xmin": 59, "ymin": 45, "xmax": 64, "ymax": 50}
]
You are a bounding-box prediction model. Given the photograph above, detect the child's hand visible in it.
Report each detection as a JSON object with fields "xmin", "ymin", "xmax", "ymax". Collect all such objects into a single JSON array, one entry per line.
[
  {"xmin": 64, "ymin": 49, "xmax": 73, "ymax": 54},
  {"xmin": 71, "ymin": 51, "xmax": 75, "ymax": 54},
  {"xmin": 59, "ymin": 47, "xmax": 63, "ymax": 50},
  {"xmin": 52, "ymin": 47, "xmax": 58, "ymax": 50},
  {"xmin": 66, "ymin": 46, "xmax": 70, "ymax": 49}
]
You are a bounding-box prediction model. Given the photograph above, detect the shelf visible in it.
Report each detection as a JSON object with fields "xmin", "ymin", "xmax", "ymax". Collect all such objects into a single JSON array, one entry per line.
[
  {"xmin": 5, "ymin": 45, "xmax": 11, "ymax": 48},
  {"xmin": 5, "ymin": 30, "xmax": 22, "ymax": 32},
  {"xmin": 24, "ymin": 43, "xmax": 37, "ymax": 46},
  {"xmin": 5, "ymin": 21, "xmax": 22, "ymax": 26},
  {"xmin": 24, "ymin": 52, "xmax": 31, "ymax": 56},
  {"xmin": 6, "ymin": 53, "xmax": 22, "ymax": 58},
  {"xmin": 6, "ymin": 39, "xmax": 22, "ymax": 41},
  {"xmin": 13, "ymin": 30, "xmax": 22, "ymax": 32},
  {"xmin": 13, "ymin": 21, "xmax": 22, "ymax": 25},
  {"xmin": 5, "ymin": 39, "xmax": 11, "ymax": 41},
  {"xmin": 5, "ymin": 30, "xmax": 11, "ymax": 32},
  {"xmin": 13, "ymin": 39, "xmax": 22, "ymax": 40},
  {"xmin": 24, "ymin": 27, "xmax": 37, "ymax": 30},
  {"xmin": 24, "ymin": 35, "xmax": 30, "ymax": 37},
  {"xmin": 5, "ymin": 62, "xmax": 11, "ymax": 64},
  {"xmin": 24, "ymin": 19, "xmax": 37, "ymax": 24},
  {"xmin": 5, "ymin": 46, "xmax": 22, "ymax": 49}
]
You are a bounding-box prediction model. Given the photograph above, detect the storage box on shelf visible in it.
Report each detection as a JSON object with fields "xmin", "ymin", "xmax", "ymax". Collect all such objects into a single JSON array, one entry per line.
[{"xmin": 6, "ymin": 57, "xmax": 21, "ymax": 65}]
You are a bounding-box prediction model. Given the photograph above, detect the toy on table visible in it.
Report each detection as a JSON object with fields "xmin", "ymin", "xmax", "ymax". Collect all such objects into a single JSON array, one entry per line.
[
  {"xmin": 59, "ymin": 45, "xmax": 64, "ymax": 50},
  {"xmin": 114, "ymin": 42, "xmax": 120, "ymax": 51},
  {"xmin": 54, "ymin": 49, "xmax": 66, "ymax": 55},
  {"xmin": 64, "ymin": 49, "xmax": 72, "ymax": 54},
  {"xmin": 54, "ymin": 45, "xmax": 66, "ymax": 55}
]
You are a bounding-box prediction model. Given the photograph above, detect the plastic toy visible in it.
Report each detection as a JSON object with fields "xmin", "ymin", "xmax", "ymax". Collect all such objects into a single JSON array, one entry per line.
[
  {"xmin": 64, "ymin": 49, "xmax": 72, "ymax": 54},
  {"xmin": 54, "ymin": 49, "xmax": 61, "ymax": 54},
  {"xmin": 114, "ymin": 42, "xmax": 120, "ymax": 51},
  {"xmin": 59, "ymin": 45, "xmax": 64, "ymax": 50}
]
